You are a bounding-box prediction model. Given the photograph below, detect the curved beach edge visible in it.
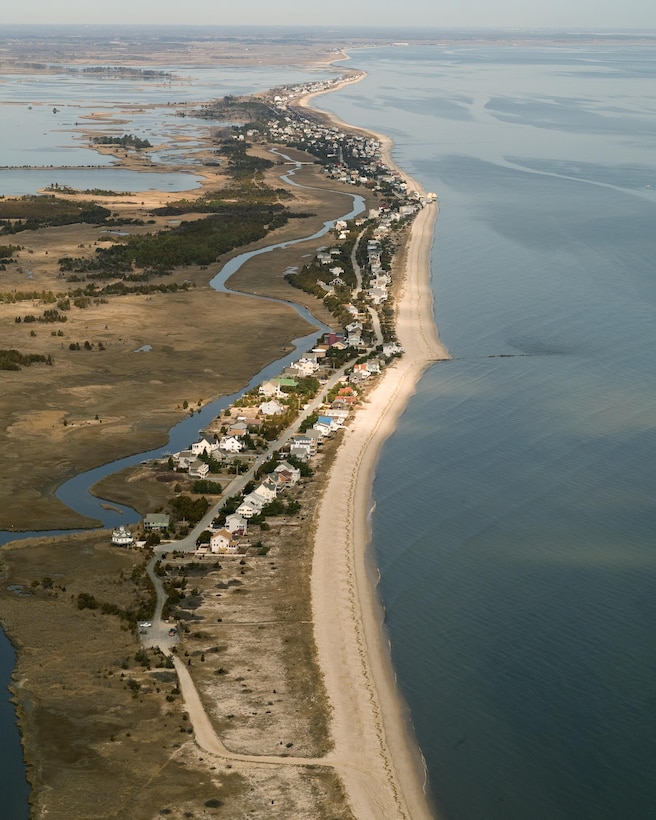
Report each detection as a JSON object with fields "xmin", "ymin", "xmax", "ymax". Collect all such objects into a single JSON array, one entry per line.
[{"xmin": 306, "ymin": 75, "xmax": 449, "ymax": 819}]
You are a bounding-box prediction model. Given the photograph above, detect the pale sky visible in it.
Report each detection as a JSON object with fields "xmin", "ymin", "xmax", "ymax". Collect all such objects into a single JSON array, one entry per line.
[{"xmin": 2, "ymin": 0, "xmax": 656, "ymax": 30}]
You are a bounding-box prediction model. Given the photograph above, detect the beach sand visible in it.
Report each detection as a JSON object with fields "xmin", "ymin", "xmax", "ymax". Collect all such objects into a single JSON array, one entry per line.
[{"xmin": 305, "ymin": 79, "xmax": 450, "ymax": 819}]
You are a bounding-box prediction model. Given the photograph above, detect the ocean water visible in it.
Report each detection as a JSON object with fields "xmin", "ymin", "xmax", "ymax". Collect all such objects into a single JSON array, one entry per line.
[{"xmin": 320, "ymin": 45, "xmax": 656, "ymax": 819}]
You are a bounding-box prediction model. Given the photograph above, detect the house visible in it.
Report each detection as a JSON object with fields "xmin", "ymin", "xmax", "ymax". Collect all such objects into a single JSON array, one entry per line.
[
  {"xmin": 258, "ymin": 478, "xmax": 278, "ymax": 499},
  {"xmin": 383, "ymin": 341, "xmax": 404, "ymax": 356},
  {"xmin": 210, "ymin": 528, "xmax": 238, "ymax": 555},
  {"xmin": 318, "ymin": 414, "xmax": 342, "ymax": 431},
  {"xmin": 259, "ymin": 399, "xmax": 285, "ymax": 416},
  {"xmin": 236, "ymin": 496, "xmax": 264, "ymax": 519},
  {"xmin": 290, "ymin": 444, "xmax": 311, "ymax": 461},
  {"xmin": 275, "ymin": 461, "xmax": 301, "ymax": 485},
  {"xmin": 325, "ymin": 408, "xmax": 350, "ymax": 423},
  {"xmin": 290, "ymin": 433, "xmax": 317, "ymax": 458},
  {"xmin": 190, "ymin": 438, "xmax": 216, "ymax": 456},
  {"xmin": 173, "ymin": 449, "xmax": 195, "ymax": 469},
  {"xmin": 367, "ymin": 286, "xmax": 388, "ymax": 305},
  {"xmin": 112, "ymin": 526, "xmax": 134, "ymax": 547},
  {"xmin": 289, "ymin": 357, "xmax": 319, "ymax": 376},
  {"xmin": 143, "ymin": 513, "xmax": 170, "ymax": 531},
  {"xmin": 219, "ymin": 435, "xmax": 243, "ymax": 454},
  {"xmin": 270, "ymin": 470, "xmax": 292, "ymax": 492},
  {"xmin": 272, "ymin": 377, "xmax": 298, "ymax": 392},
  {"xmin": 259, "ymin": 379, "xmax": 284, "ymax": 398},
  {"xmin": 224, "ymin": 513, "xmax": 248, "ymax": 536},
  {"xmin": 188, "ymin": 459, "xmax": 210, "ymax": 479}
]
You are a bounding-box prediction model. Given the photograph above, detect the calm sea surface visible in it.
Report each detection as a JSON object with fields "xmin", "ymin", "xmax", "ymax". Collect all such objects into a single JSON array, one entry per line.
[{"xmin": 320, "ymin": 45, "xmax": 656, "ymax": 820}]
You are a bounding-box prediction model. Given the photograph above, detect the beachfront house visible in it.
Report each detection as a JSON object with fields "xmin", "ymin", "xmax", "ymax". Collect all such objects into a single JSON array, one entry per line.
[
  {"xmin": 236, "ymin": 496, "xmax": 264, "ymax": 519},
  {"xmin": 275, "ymin": 461, "xmax": 301, "ymax": 485}
]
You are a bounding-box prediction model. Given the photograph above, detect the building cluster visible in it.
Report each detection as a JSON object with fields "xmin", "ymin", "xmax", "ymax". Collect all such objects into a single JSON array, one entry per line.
[{"xmin": 111, "ymin": 79, "xmax": 431, "ymax": 554}]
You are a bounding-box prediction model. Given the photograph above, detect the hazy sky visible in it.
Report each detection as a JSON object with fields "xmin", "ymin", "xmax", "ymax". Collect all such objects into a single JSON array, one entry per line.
[{"xmin": 2, "ymin": 1, "xmax": 656, "ymax": 30}]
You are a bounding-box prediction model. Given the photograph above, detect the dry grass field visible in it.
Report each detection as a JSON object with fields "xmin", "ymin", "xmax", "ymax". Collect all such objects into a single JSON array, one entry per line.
[
  {"xmin": 0, "ymin": 35, "xmax": 380, "ymax": 818},
  {"xmin": 0, "ymin": 141, "xmax": 375, "ymax": 532},
  {"xmin": 0, "ymin": 439, "xmax": 352, "ymax": 819}
]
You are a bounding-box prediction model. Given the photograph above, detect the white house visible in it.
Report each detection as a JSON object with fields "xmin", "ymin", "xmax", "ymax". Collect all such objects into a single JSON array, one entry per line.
[
  {"xmin": 259, "ymin": 380, "xmax": 284, "ymax": 398},
  {"xmin": 219, "ymin": 435, "xmax": 244, "ymax": 454},
  {"xmin": 259, "ymin": 399, "xmax": 285, "ymax": 416},
  {"xmin": 289, "ymin": 357, "xmax": 319, "ymax": 376},
  {"xmin": 236, "ymin": 496, "xmax": 264, "ymax": 519},
  {"xmin": 257, "ymin": 478, "xmax": 278, "ymax": 500},
  {"xmin": 112, "ymin": 526, "xmax": 134, "ymax": 547},
  {"xmin": 210, "ymin": 528, "xmax": 238, "ymax": 554},
  {"xmin": 190, "ymin": 438, "xmax": 216, "ymax": 456},
  {"xmin": 225, "ymin": 513, "xmax": 248, "ymax": 536},
  {"xmin": 188, "ymin": 459, "xmax": 210, "ymax": 479},
  {"xmin": 383, "ymin": 342, "xmax": 404, "ymax": 356}
]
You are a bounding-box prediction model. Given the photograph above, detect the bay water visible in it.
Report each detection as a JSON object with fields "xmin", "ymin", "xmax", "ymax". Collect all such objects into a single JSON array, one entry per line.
[{"xmin": 319, "ymin": 44, "xmax": 656, "ymax": 819}]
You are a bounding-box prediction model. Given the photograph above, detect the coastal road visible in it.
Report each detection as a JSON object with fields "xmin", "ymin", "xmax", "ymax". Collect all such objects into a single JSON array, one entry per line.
[{"xmin": 157, "ymin": 361, "xmax": 352, "ymax": 554}]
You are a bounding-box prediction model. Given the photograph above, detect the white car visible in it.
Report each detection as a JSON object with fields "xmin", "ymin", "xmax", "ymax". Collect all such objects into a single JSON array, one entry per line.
[{"xmin": 140, "ymin": 621, "xmax": 152, "ymax": 628}]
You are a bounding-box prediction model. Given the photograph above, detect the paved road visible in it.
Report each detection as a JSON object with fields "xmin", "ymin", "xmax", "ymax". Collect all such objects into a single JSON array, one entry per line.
[{"xmin": 156, "ymin": 363, "xmax": 351, "ymax": 554}]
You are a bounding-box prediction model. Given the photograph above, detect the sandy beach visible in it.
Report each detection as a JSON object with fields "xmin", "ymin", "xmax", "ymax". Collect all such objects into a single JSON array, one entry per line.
[{"xmin": 305, "ymin": 79, "xmax": 450, "ymax": 818}]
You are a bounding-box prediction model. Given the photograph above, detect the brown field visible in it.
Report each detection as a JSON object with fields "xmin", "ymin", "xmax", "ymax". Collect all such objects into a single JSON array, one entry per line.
[
  {"xmin": 0, "ymin": 137, "xmax": 375, "ymax": 532},
  {"xmin": 0, "ymin": 443, "xmax": 351, "ymax": 819},
  {"xmin": 0, "ymin": 36, "xmax": 378, "ymax": 819}
]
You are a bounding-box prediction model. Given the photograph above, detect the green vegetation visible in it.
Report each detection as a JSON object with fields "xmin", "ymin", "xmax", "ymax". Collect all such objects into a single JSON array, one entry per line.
[
  {"xmin": 0, "ymin": 243, "xmax": 21, "ymax": 261},
  {"xmin": 0, "ymin": 195, "xmax": 111, "ymax": 234},
  {"xmin": 195, "ymin": 94, "xmax": 273, "ymax": 126},
  {"xmin": 59, "ymin": 203, "xmax": 291, "ymax": 276},
  {"xmin": 91, "ymin": 133, "xmax": 152, "ymax": 149},
  {"xmin": 169, "ymin": 494, "xmax": 210, "ymax": 526},
  {"xmin": 0, "ymin": 349, "xmax": 53, "ymax": 370},
  {"xmin": 191, "ymin": 479, "xmax": 223, "ymax": 495}
]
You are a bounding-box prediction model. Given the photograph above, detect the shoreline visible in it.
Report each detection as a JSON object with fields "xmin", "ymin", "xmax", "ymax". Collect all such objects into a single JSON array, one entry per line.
[{"xmin": 304, "ymin": 78, "xmax": 450, "ymax": 817}]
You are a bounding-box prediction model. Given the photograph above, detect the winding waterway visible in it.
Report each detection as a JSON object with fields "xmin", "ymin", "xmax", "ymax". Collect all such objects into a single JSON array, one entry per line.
[{"xmin": 0, "ymin": 154, "xmax": 365, "ymax": 816}]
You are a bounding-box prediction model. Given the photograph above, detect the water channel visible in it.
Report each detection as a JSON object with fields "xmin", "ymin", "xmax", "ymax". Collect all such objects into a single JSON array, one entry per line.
[{"xmin": 0, "ymin": 155, "xmax": 365, "ymax": 815}]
